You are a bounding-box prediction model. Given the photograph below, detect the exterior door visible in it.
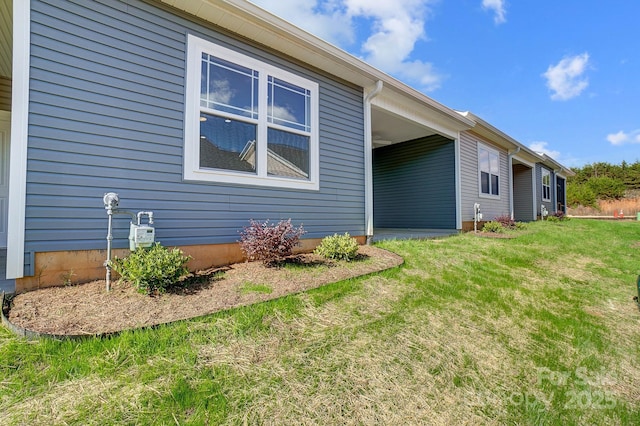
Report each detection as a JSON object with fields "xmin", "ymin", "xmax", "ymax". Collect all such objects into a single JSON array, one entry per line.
[
  {"xmin": 0, "ymin": 115, "xmax": 9, "ymax": 247},
  {"xmin": 556, "ymin": 178, "xmax": 566, "ymax": 213}
]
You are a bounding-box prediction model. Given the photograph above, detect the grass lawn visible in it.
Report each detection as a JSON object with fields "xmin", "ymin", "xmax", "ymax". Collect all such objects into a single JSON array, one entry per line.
[{"xmin": 1, "ymin": 219, "xmax": 639, "ymax": 425}]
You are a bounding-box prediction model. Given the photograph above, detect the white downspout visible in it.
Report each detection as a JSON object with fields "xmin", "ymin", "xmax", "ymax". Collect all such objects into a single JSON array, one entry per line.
[
  {"xmin": 6, "ymin": 1, "xmax": 31, "ymax": 279},
  {"xmin": 454, "ymin": 133, "xmax": 462, "ymax": 230},
  {"xmin": 363, "ymin": 81, "xmax": 383, "ymax": 244},
  {"xmin": 507, "ymin": 147, "xmax": 520, "ymax": 220},
  {"xmin": 532, "ymin": 165, "xmax": 538, "ymax": 220}
]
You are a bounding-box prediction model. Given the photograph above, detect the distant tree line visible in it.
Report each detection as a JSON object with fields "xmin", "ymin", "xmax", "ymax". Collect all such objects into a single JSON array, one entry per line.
[{"xmin": 567, "ymin": 161, "xmax": 640, "ymax": 207}]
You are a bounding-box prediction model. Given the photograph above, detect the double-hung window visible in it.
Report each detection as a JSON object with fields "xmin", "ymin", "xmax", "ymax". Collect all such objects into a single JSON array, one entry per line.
[
  {"xmin": 478, "ymin": 143, "xmax": 500, "ymax": 197},
  {"xmin": 184, "ymin": 35, "xmax": 319, "ymax": 190},
  {"xmin": 541, "ymin": 168, "xmax": 551, "ymax": 201}
]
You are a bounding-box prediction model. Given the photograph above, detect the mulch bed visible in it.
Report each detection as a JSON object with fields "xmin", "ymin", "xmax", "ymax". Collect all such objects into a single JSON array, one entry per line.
[{"xmin": 5, "ymin": 246, "xmax": 403, "ymax": 336}]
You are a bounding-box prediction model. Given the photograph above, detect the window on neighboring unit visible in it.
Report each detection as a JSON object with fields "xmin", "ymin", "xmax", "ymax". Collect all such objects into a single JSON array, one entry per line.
[
  {"xmin": 541, "ymin": 168, "xmax": 551, "ymax": 201},
  {"xmin": 184, "ymin": 35, "xmax": 319, "ymax": 190},
  {"xmin": 478, "ymin": 144, "xmax": 500, "ymax": 197}
]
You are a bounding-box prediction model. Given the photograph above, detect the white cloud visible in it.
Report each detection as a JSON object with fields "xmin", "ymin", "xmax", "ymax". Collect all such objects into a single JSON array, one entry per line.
[
  {"xmin": 530, "ymin": 141, "xmax": 560, "ymax": 159},
  {"xmin": 248, "ymin": 0, "xmax": 354, "ymax": 46},
  {"xmin": 542, "ymin": 53, "xmax": 590, "ymax": 101},
  {"xmin": 249, "ymin": 0, "xmax": 443, "ymax": 92},
  {"xmin": 606, "ymin": 130, "xmax": 640, "ymax": 146},
  {"xmin": 607, "ymin": 131, "xmax": 628, "ymax": 146},
  {"xmin": 482, "ymin": 0, "xmax": 507, "ymax": 24}
]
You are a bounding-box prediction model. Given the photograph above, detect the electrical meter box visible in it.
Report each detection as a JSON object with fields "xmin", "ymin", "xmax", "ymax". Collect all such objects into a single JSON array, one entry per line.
[{"xmin": 129, "ymin": 223, "xmax": 155, "ymax": 251}]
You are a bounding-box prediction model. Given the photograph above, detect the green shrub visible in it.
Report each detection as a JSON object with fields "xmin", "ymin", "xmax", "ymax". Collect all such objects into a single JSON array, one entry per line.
[
  {"xmin": 111, "ymin": 243, "xmax": 191, "ymax": 295},
  {"xmin": 567, "ymin": 183, "xmax": 597, "ymax": 208},
  {"xmin": 314, "ymin": 233, "xmax": 360, "ymax": 261},
  {"xmin": 586, "ymin": 176, "xmax": 625, "ymax": 200},
  {"xmin": 515, "ymin": 221, "xmax": 527, "ymax": 230},
  {"xmin": 482, "ymin": 221, "xmax": 504, "ymax": 233}
]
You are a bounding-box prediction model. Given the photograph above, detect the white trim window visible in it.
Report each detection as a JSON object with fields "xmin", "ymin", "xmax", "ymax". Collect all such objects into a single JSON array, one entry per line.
[
  {"xmin": 478, "ymin": 143, "xmax": 500, "ymax": 197},
  {"xmin": 184, "ymin": 35, "xmax": 319, "ymax": 190},
  {"xmin": 541, "ymin": 168, "xmax": 551, "ymax": 201}
]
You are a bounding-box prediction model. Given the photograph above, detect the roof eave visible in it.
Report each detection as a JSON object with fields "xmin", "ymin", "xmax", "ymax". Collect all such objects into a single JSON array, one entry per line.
[
  {"xmin": 459, "ymin": 111, "xmax": 575, "ymax": 176},
  {"xmin": 157, "ymin": 0, "xmax": 474, "ymax": 130}
]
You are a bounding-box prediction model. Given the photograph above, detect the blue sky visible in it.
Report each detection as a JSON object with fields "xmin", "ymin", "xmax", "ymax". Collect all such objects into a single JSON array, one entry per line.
[{"xmin": 249, "ymin": 0, "xmax": 640, "ymax": 168}]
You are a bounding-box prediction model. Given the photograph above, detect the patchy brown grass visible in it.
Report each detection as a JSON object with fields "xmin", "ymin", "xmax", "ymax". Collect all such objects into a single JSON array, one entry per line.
[
  {"xmin": 599, "ymin": 198, "xmax": 640, "ymax": 216},
  {"xmin": 569, "ymin": 197, "xmax": 640, "ymax": 217}
]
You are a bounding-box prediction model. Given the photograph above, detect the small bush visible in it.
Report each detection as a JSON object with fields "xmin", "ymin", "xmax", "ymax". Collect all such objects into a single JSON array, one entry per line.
[
  {"xmin": 239, "ymin": 219, "xmax": 306, "ymax": 265},
  {"xmin": 515, "ymin": 221, "xmax": 527, "ymax": 230},
  {"xmin": 482, "ymin": 221, "xmax": 504, "ymax": 233},
  {"xmin": 111, "ymin": 243, "xmax": 191, "ymax": 295},
  {"xmin": 494, "ymin": 214, "xmax": 516, "ymax": 229},
  {"xmin": 546, "ymin": 211, "xmax": 569, "ymax": 223},
  {"xmin": 314, "ymin": 233, "xmax": 359, "ymax": 261}
]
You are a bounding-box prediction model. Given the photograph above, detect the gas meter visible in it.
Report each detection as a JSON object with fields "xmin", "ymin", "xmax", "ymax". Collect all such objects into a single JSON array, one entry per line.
[{"xmin": 129, "ymin": 211, "xmax": 155, "ymax": 250}]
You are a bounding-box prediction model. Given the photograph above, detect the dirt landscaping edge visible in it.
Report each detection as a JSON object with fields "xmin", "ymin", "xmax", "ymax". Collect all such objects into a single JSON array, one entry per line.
[{"xmin": 2, "ymin": 246, "xmax": 404, "ymax": 340}]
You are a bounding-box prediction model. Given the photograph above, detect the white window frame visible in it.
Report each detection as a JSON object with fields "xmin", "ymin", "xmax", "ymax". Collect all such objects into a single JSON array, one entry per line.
[
  {"xmin": 477, "ymin": 142, "xmax": 500, "ymax": 199},
  {"xmin": 541, "ymin": 168, "xmax": 551, "ymax": 202},
  {"xmin": 184, "ymin": 34, "xmax": 320, "ymax": 190}
]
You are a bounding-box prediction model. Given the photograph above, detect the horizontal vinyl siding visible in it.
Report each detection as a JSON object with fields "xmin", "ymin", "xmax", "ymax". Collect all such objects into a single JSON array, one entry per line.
[
  {"xmin": 0, "ymin": 77, "xmax": 10, "ymax": 111},
  {"xmin": 535, "ymin": 164, "xmax": 555, "ymax": 217},
  {"xmin": 373, "ymin": 135, "xmax": 456, "ymax": 229},
  {"xmin": 513, "ymin": 164, "xmax": 534, "ymax": 221},
  {"xmin": 24, "ymin": 0, "xmax": 365, "ymax": 256},
  {"xmin": 459, "ymin": 131, "xmax": 510, "ymax": 222}
]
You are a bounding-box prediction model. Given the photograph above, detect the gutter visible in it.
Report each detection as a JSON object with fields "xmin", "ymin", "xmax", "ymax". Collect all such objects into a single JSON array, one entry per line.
[{"xmin": 364, "ymin": 81, "xmax": 383, "ymax": 244}]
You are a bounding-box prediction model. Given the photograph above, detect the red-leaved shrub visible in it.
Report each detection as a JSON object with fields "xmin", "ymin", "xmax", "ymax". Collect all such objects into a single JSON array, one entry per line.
[
  {"xmin": 239, "ymin": 219, "xmax": 306, "ymax": 265},
  {"xmin": 494, "ymin": 214, "xmax": 516, "ymax": 229}
]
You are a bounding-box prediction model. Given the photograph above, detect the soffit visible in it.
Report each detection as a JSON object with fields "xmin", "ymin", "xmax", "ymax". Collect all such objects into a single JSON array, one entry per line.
[{"xmin": 371, "ymin": 88, "xmax": 471, "ymax": 144}]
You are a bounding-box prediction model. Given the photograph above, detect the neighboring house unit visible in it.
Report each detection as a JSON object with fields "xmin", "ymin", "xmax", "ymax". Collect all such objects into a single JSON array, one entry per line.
[
  {"xmin": 0, "ymin": 0, "xmax": 571, "ymax": 294},
  {"xmin": 457, "ymin": 112, "xmax": 573, "ymax": 227},
  {"xmin": 458, "ymin": 126, "xmax": 513, "ymax": 231},
  {"xmin": 535, "ymin": 154, "xmax": 571, "ymax": 218}
]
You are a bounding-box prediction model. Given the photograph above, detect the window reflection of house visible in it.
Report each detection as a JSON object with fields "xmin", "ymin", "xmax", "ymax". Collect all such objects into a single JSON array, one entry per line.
[{"xmin": 239, "ymin": 140, "xmax": 309, "ymax": 179}]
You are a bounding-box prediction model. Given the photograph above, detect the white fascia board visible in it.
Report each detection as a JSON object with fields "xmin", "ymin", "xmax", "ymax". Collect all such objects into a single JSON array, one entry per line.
[
  {"xmin": 536, "ymin": 154, "xmax": 576, "ymax": 177},
  {"xmin": 459, "ymin": 110, "xmax": 571, "ymax": 172},
  {"xmin": 157, "ymin": 0, "xmax": 474, "ymax": 131},
  {"xmin": 6, "ymin": 1, "xmax": 29, "ymax": 279},
  {"xmin": 458, "ymin": 111, "xmax": 521, "ymax": 151}
]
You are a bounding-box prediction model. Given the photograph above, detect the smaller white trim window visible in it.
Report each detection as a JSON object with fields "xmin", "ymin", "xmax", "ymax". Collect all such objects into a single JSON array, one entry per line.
[
  {"xmin": 184, "ymin": 35, "xmax": 319, "ymax": 190},
  {"xmin": 541, "ymin": 168, "xmax": 551, "ymax": 201},
  {"xmin": 478, "ymin": 143, "xmax": 500, "ymax": 198}
]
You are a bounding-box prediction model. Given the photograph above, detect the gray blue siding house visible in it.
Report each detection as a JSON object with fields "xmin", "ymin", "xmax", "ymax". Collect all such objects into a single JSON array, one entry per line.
[
  {"xmin": 1, "ymin": 0, "xmax": 475, "ymax": 293},
  {"xmin": 1, "ymin": 0, "xmax": 573, "ymax": 294},
  {"xmin": 456, "ymin": 112, "xmax": 573, "ymax": 228}
]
